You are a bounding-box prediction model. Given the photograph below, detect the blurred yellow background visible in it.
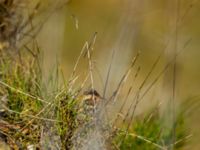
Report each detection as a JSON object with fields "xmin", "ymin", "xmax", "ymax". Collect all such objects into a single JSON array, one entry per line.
[{"xmin": 36, "ymin": 0, "xmax": 200, "ymax": 149}]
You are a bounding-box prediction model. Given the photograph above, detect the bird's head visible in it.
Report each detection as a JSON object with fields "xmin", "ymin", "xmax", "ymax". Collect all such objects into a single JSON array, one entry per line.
[{"xmin": 81, "ymin": 89, "xmax": 101, "ymax": 106}]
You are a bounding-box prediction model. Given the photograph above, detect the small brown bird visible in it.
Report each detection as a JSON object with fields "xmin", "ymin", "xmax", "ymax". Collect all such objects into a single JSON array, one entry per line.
[
  {"xmin": 77, "ymin": 89, "xmax": 102, "ymax": 121},
  {"xmin": 82, "ymin": 89, "xmax": 101, "ymax": 107}
]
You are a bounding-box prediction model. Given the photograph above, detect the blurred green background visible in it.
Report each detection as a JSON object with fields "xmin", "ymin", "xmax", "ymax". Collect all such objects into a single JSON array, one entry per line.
[{"xmin": 35, "ymin": 0, "xmax": 200, "ymax": 149}]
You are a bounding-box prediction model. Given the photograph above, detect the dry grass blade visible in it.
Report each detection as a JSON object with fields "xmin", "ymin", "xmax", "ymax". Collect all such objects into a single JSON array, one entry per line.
[
  {"xmin": 106, "ymin": 51, "xmax": 140, "ymax": 105},
  {"xmin": 0, "ymin": 80, "xmax": 49, "ymax": 104},
  {"xmin": 119, "ymin": 38, "xmax": 191, "ymax": 146},
  {"xmin": 171, "ymin": 0, "xmax": 180, "ymax": 148},
  {"xmin": 87, "ymin": 45, "xmax": 94, "ymax": 91},
  {"xmin": 103, "ymin": 48, "xmax": 116, "ymax": 98},
  {"xmin": 2, "ymin": 105, "xmax": 61, "ymax": 122},
  {"xmin": 113, "ymin": 66, "xmax": 141, "ymax": 125},
  {"xmin": 17, "ymin": 1, "xmax": 41, "ymax": 36},
  {"xmin": 139, "ymin": 48, "xmax": 167, "ymax": 91},
  {"xmin": 125, "ymin": 48, "xmax": 166, "ymax": 122},
  {"xmin": 19, "ymin": 89, "xmax": 66, "ymax": 132},
  {"xmin": 69, "ymin": 41, "xmax": 88, "ymax": 81},
  {"xmin": 179, "ymin": 0, "xmax": 199, "ymax": 25},
  {"xmin": 85, "ymin": 32, "xmax": 98, "ymax": 91},
  {"xmin": 128, "ymin": 132, "xmax": 167, "ymax": 150},
  {"xmin": 115, "ymin": 127, "xmax": 168, "ymax": 150},
  {"xmin": 119, "ymin": 93, "xmax": 140, "ymax": 146},
  {"xmin": 76, "ymin": 72, "xmax": 90, "ymax": 96},
  {"xmin": 169, "ymin": 134, "xmax": 193, "ymax": 148},
  {"xmin": 119, "ymin": 44, "xmax": 168, "ymax": 145},
  {"xmin": 68, "ymin": 32, "xmax": 97, "ymax": 92},
  {"xmin": 113, "ymin": 86, "xmax": 133, "ymax": 125},
  {"xmin": 84, "ymin": 32, "xmax": 98, "ymax": 56},
  {"xmin": 19, "ymin": 0, "xmax": 70, "ymax": 49},
  {"xmin": 139, "ymin": 38, "xmax": 192, "ymax": 103},
  {"xmin": 121, "ymin": 47, "xmax": 164, "ymax": 125}
]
